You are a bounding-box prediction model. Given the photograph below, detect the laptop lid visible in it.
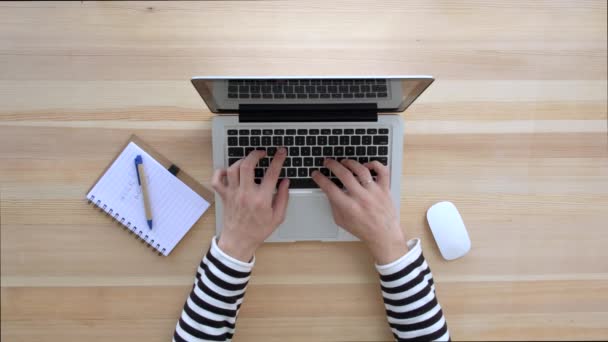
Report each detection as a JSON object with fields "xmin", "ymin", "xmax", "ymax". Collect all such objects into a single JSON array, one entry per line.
[{"xmin": 191, "ymin": 76, "xmax": 433, "ymax": 120}]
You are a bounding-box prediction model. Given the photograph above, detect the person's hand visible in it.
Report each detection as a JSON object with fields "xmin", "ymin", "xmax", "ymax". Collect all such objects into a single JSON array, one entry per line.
[
  {"xmin": 211, "ymin": 148, "xmax": 290, "ymax": 262},
  {"xmin": 311, "ymin": 159, "xmax": 408, "ymax": 264}
]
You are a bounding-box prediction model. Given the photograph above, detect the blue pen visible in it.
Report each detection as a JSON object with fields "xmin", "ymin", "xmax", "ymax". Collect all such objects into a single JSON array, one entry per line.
[{"xmin": 134, "ymin": 155, "xmax": 153, "ymax": 229}]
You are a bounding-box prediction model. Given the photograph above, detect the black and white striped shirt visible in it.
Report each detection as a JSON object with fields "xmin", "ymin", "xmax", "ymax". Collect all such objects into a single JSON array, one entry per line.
[{"xmin": 174, "ymin": 237, "xmax": 449, "ymax": 341}]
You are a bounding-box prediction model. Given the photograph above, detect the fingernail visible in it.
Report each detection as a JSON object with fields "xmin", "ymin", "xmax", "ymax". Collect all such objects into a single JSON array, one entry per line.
[
  {"xmin": 311, "ymin": 170, "xmax": 319, "ymax": 177},
  {"xmin": 278, "ymin": 147, "xmax": 286, "ymax": 155}
]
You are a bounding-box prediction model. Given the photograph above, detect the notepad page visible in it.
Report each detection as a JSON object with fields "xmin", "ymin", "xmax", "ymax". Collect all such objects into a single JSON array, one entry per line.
[{"xmin": 86, "ymin": 142, "xmax": 210, "ymax": 256}]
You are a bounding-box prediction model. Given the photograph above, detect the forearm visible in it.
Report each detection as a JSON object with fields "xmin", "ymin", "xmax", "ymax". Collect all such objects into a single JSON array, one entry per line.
[
  {"xmin": 174, "ymin": 237, "xmax": 254, "ymax": 342},
  {"xmin": 376, "ymin": 239, "xmax": 450, "ymax": 342}
]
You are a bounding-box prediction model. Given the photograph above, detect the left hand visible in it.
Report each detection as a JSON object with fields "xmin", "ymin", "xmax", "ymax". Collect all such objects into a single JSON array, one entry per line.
[{"xmin": 211, "ymin": 148, "xmax": 290, "ymax": 261}]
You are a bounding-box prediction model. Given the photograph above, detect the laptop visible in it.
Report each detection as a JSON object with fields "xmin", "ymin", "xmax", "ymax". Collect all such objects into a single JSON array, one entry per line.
[{"xmin": 191, "ymin": 76, "xmax": 434, "ymax": 242}]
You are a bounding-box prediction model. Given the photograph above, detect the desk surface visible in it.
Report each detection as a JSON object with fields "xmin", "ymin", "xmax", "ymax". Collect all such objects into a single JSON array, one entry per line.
[{"xmin": 1, "ymin": 1, "xmax": 607, "ymax": 341}]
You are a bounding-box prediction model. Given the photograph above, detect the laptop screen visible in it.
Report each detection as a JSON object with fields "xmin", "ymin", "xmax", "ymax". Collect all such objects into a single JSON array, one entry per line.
[{"xmin": 191, "ymin": 76, "xmax": 433, "ymax": 114}]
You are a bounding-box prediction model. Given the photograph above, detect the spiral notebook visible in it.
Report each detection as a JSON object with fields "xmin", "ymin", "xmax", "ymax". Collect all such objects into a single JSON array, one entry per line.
[{"xmin": 86, "ymin": 136, "xmax": 214, "ymax": 256}]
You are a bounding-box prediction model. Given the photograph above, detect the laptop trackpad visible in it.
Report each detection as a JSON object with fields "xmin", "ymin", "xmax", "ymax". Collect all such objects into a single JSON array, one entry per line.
[{"xmin": 279, "ymin": 192, "xmax": 338, "ymax": 240}]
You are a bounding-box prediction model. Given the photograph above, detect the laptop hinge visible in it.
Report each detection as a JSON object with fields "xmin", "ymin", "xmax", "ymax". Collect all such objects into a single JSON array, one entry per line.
[{"xmin": 238, "ymin": 103, "xmax": 378, "ymax": 123}]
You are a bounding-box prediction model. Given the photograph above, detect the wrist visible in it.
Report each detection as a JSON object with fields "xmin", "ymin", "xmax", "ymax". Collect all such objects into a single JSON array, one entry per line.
[
  {"xmin": 217, "ymin": 234, "xmax": 258, "ymax": 262},
  {"xmin": 368, "ymin": 229, "xmax": 409, "ymax": 265}
]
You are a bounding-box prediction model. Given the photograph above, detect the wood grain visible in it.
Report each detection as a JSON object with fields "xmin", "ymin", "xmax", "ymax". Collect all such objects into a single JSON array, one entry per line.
[{"xmin": 1, "ymin": 1, "xmax": 607, "ymax": 341}]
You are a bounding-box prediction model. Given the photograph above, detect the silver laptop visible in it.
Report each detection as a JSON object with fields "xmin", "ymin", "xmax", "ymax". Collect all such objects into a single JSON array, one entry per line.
[{"xmin": 191, "ymin": 76, "xmax": 433, "ymax": 242}]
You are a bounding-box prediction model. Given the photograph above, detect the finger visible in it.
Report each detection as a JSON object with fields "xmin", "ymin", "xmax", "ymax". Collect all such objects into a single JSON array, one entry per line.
[
  {"xmin": 239, "ymin": 150, "xmax": 266, "ymax": 187},
  {"xmin": 365, "ymin": 161, "xmax": 390, "ymax": 189},
  {"xmin": 271, "ymin": 178, "xmax": 290, "ymax": 225},
  {"xmin": 262, "ymin": 147, "xmax": 287, "ymax": 191},
  {"xmin": 341, "ymin": 159, "xmax": 374, "ymax": 186},
  {"xmin": 311, "ymin": 169, "xmax": 350, "ymax": 203},
  {"xmin": 324, "ymin": 158, "xmax": 365, "ymax": 196},
  {"xmin": 211, "ymin": 168, "xmax": 228, "ymax": 198},
  {"xmin": 226, "ymin": 159, "xmax": 241, "ymax": 189}
]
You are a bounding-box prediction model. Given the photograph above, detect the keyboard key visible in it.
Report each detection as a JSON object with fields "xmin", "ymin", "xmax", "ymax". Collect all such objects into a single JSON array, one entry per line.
[
  {"xmin": 292, "ymin": 158, "xmax": 302, "ymax": 166},
  {"xmin": 245, "ymin": 147, "xmax": 255, "ymax": 155},
  {"xmin": 343, "ymin": 93, "xmax": 353, "ymax": 98},
  {"xmin": 280, "ymin": 169, "xmax": 286, "ymax": 178},
  {"xmin": 262, "ymin": 136, "xmax": 271, "ymax": 146},
  {"xmin": 309, "ymin": 168, "xmax": 319, "ymax": 176},
  {"xmin": 239, "ymin": 93, "xmax": 250, "ymax": 99},
  {"xmin": 263, "ymin": 94, "xmax": 273, "ymax": 99},
  {"xmin": 373, "ymin": 135, "xmax": 389, "ymax": 145},
  {"xmin": 251, "ymin": 93, "xmax": 261, "ymax": 99},
  {"xmin": 239, "ymin": 85, "xmax": 250, "ymax": 92},
  {"xmin": 372, "ymin": 157, "xmax": 388, "ymax": 165},
  {"xmin": 239, "ymin": 137, "xmax": 249, "ymax": 146},
  {"xmin": 334, "ymin": 146, "xmax": 344, "ymax": 156},
  {"xmin": 365, "ymin": 93, "xmax": 376, "ymax": 98},
  {"xmin": 228, "ymin": 148, "xmax": 244, "ymax": 157},
  {"xmin": 228, "ymin": 85, "xmax": 238, "ymax": 92},
  {"xmin": 362, "ymin": 136, "xmax": 372, "ymax": 145},
  {"xmin": 267, "ymin": 147, "xmax": 277, "ymax": 156},
  {"xmin": 321, "ymin": 129, "xmax": 331, "ymax": 135},
  {"xmin": 286, "ymin": 129, "xmax": 296, "ymax": 135},
  {"xmin": 306, "ymin": 85, "xmax": 315, "ymax": 93},
  {"xmin": 344, "ymin": 129, "xmax": 354, "ymax": 135},
  {"xmin": 320, "ymin": 93, "xmax": 331, "ymax": 98},
  {"xmin": 298, "ymin": 168, "xmax": 308, "ymax": 177},
  {"xmin": 255, "ymin": 147, "xmax": 266, "ymax": 152},
  {"xmin": 340, "ymin": 136, "xmax": 349, "ymax": 145},
  {"xmin": 323, "ymin": 147, "xmax": 333, "ymax": 156},
  {"xmin": 358, "ymin": 157, "xmax": 369, "ymax": 164},
  {"xmin": 287, "ymin": 168, "xmax": 297, "ymax": 177},
  {"xmin": 288, "ymin": 178, "xmax": 318, "ymax": 189},
  {"xmin": 309, "ymin": 94, "xmax": 319, "ymax": 99},
  {"xmin": 239, "ymin": 129, "xmax": 250, "ymax": 135},
  {"xmin": 274, "ymin": 129, "xmax": 285, "ymax": 135},
  {"xmin": 330, "ymin": 178, "xmax": 344, "ymax": 188},
  {"xmin": 331, "ymin": 93, "xmax": 342, "ymax": 98},
  {"xmin": 284, "ymin": 136, "xmax": 294, "ymax": 146},
  {"xmin": 274, "ymin": 93, "xmax": 285, "ymax": 99},
  {"xmin": 378, "ymin": 92, "xmax": 388, "ymax": 98},
  {"xmin": 228, "ymin": 158, "xmax": 240, "ymax": 166},
  {"xmin": 295, "ymin": 136, "xmax": 305, "ymax": 146},
  {"xmin": 283, "ymin": 158, "xmax": 291, "ymax": 167},
  {"xmin": 272, "ymin": 85, "xmax": 283, "ymax": 93},
  {"xmin": 228, "ymin": 93, "xmax": 238, "ymax": 98},
  {"xmin": 297, "ymin": 129, "xmax": 308, "ymax": 135},
  {"xmin": 289, "ymin": 147, "xmax": 299, "ymax": 156},
  {"xmin": 351, "ymin": 136, "xmax": 361, "ymax": 145},
  {"xmin": 250, "ymin": 129, "xmax": 260, "ymax": 135},
  {"xmin": 286, "ymin": 93, "xmax": 296, "ymax": 99},
  {"xmin": 379, "ymin": 128, "xmax": 389, "ymax": 134},
  {"xmin": 320, "ymin": 168, "xmax": 330, "ymax": 176},
  {"xmin": 259, "ymin": 158, "xmax": 269, "ymax": 167},
  {"xmin": 318, "ymin": 136, "xmax": 328, "ymax": 145},
  {"xmin": 354, "ymin": 93, "xmax": 364, "ymax": 98},
  {"xmin": 262, "ymin": 86, "xmax": 271, "ymax": 93},
  {"xmin": 306, "ymin": 136, "xmax": 316, "ymax": 145},
  {"xmin": 378, "ymin": 146, "xmax": 388, "ymax": 155},
  {"xmin": 361, "ymin": 85, "xmax": 371, "ymax": 92},
  {"xmin": 227, "ymin": 129, "xmax": 238, "ymax": 135},
  {"xmin": 301, "ymin": 147, "xmax": 311, "ymax": 156},
  {"xmin": 250, "ymin": 137, "xmax": 260, "ymax": 146},
  {"xmin": 367, "ymin": 146, "xmax": 377, "ymax": 156},
  {"xmin": 304, "ymin": 157, "xmax": 313, "ymax": 166},
  {"xmin": 329, "ymin": 136, "xmax": 339, "ymax": 145},
  {"xmin": 254, "ymin": 168, "xmax": 264, "ymax": 178},
  {"xmin": 312, "ymin": 147, "xmax": 322, "ymax": 156},
  {"xmin": 315, "ymin": 157, "xmax": 324, "ymax": 166},
  {"xmin": 309, "ymin": 129, "xmax": 319, "ymax": 135},
  {"xmin": 297, "ymin": 93, "xmax": 307, "ymax": 99},
  {"xmin": 263, "ymin": 129, "xmax": 273, "ymax": 135},
  {"xmin": 284, "ymin": 86, "xmax": 294, "ymax": 93},
  {"xmin": 367, "ymin": 128, "xmax": 377, "ymax": 134},
  {"xmin": 328, "ymin": 86, "xmax": 338, "ymax": 93},
  {"xmin": 227, "ymin": 137, "xmax": 238, "ymax": 146},
  {"xmin": 345, "ymin": 146, "xmax": 355, "ymax": 156},
  {"xmin": 356, "ymin": 146, "xmax": 366, "ymax": 156},
  {"xmin": 355, "ymin": 129, "xmax": 365, "ymax": 134},
  {"xmin": 332, "ymin": 129, "xmax": 342, "ymax": 135},
  {"xmin": 273, "ymin": 136, "xmax": 283, "ymax": 146},
  {"xmin": 254, "ymin": 178, "xmax": 262, "ymax": 184},
  {"xmin": 295, "ymin": 86, "xmax": 305, "ymax": 93}
]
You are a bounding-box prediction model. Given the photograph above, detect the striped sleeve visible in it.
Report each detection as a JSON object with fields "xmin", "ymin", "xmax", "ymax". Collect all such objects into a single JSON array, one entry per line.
[
  {"xmin": 376, "ymin": 239, "xmax": 450, "ymax": 342},
  {"xmin": 174, "ymin": 236, "xmax": 254, "ymax": 342}
]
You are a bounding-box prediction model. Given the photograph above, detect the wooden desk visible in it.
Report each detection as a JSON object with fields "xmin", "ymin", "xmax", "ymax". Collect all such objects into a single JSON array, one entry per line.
[{"xmin": 1, "ymin": 1, "xmax": 607, "ymax": 341}]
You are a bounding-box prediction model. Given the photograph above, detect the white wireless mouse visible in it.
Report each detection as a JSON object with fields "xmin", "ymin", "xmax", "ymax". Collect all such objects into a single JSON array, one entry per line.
[{"xmin": 426, "ymin": 201, "xmax": 471, "ymax": 260}]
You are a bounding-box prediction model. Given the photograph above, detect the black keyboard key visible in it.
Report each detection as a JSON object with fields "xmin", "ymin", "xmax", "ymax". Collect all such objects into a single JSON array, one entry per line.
[
  {"xmin": 274, "ymin": 93, "xmax": 285, "ymax": 99},
  {"xmin": 378, "ymin": 146, "xmax": 388, "ymax": 155},
  {"xmin": 263, "ymin": 129, "xmax": 273, "ymax": 135},
  {"xmin": 332, "ymin": 129, "xmax": 342, "ymax": 135},
  {"xmin": 367, "ymin": 146, "xmax": 377, "ymax": 156},
  {"xmin": 239, "ymin": 85, "xmax": 250, "ymax": 92},
  {"xmin": 373, "ymin": 135, "xmax": 389, "ymax": 145},
  {"xmin": 295, "ymin": 136, "xmax": 305, "ymax": 146},
  {"xmin": 362, "ymin": 136, "xmax": 372, "ymax": 145},
  {"xmin": 331, "ymin": 93, "xmax": 342, "ymax": 98},
  {"xmin": 319, "ymin": 93, "xmax": 330, "ymax": 98},
  {"xmin": 262, "ymin": 93, "xmax": 273, "ymax": 99},
  {"xmin": 228, "ymin": 148, "xmax": 244, "ymax": 157},
  {"xmin": 280, "ymin": 169, "xmax": 286, "ymax": 178},
  {"xmin": 378, "ymin": 92, "xmax": 388, "ymax": 98},
  {"xmin": 251, "ymin": 86, "xmax": 260, "ymax": 93},
  {"xmin": 315, "ymin": 157, "xmax": 324, "ymax": 166},
  {"xmin": 372, "ymin": 157, "xmax": 388, "ymax": 165},
  {"xmin": 259, "ymin": 158, "xmax": 269, "ymax": 167},
  {"xmin": 228, "ymin": 93, "xmax": 238, "ymax": 98},
  {"xmin": 329, "ymin": 136, "xmax": 339, "ymax": 145},
  {"xmin": 377, "ymin": 79, "xmax": 386, "ymax": 84},
  {"xmin": 283, "ymin": 158, "xmax": 291, "ymax": 167},
  {"xmin": 250, "ymin": 137, "xmax": 260, "ymax": 146},
  {"xmin": 239, "ymin": 137, "xmax": 249, "ymax": 146},
  {"xmin": 245, "ymin": 147, "xmax": 255, "ymax": 155},
  {"xmin": 284, "ymin": 136, "xmax": 294, "ymax": 146},
  {"xmin": 358, "ymin": 157, "xmax": 369, "ymax": 164},
  {"xmin": 239, "ymin": 129, "xmax": 250, "ymax": 135},
  {"xmin": 323, "ymin": 147, "xmax": 333, "ymax": 156},
  {"xmin": 254, "ymin": 178, "xmax": 262, "ymax": 184},
  {"xmin": 251, "ymin": 93, "xmax": 261, "ymax": 99},
  {"xmin": 379, "ymin": 128, "xmax": 389, "ymax": 134},
  {"xmin": 228, "ymin": 158, "xmax": 240, "ymax": 166},
  {"xmin": 227, "ymin": 129, "xmax": 238, "ymax": 135},
  {"xmin": 292, "ymin": 158, "xmax": 302, "ymax": 166},
  {"xmin": 312, "ymin": 147, "xmax": 322, "ymax": 156},
  {"xmin": 334, "ymin": 146, "xmax": 344, "ymax": 156},
  {"xmin": 262, "ymin": 136, "xmax": 271, "ymax": 146},
  {"xmin": 355, "ymin": 128, "xmax": 365, "ymax": 134},
  {"xmin": 255, "ymin": 168, "xmax": 264, "ymax": 178},
  {"xmin": 356, "ymin": 146, "xmax": 366, "ymax": 156},
  {"xmin": 351, "ymin": 136, "xmax": 361, "ymax": 145},
  {"xmin": 255, "ymin": 147, "xmax": 266, "ymax": 152},
  {"xmin": 318, "ymin": 136, "xmax": 328, "ymax": 145},
  {"xmin": 328, "ymin": 85, "xmax": 338, "ymax": 93},
  {"xmin": 340, "ymin": 136, "xmax": 349, "ymax": 145},
  {"xmin": 262, "ymin": 86, "xmax": 272, "ymax": 93},
  {"xmin": 284, "ymin": 86, "xmax": 294, "ymax": 93},
  {"xmin": 367, "ymin": 128, "xmax": 377, "ymax": 134},
  {"xmin": 228, "ymin": 85, "xmax": 238, "ymax": 92},
  {"xmin": 365, "ymin": 93, "xmax": 376, "ymax": 98},
  {"xmin": 297, "ymin": 129, "xmax": 308, "ymax": 135},
  {"xmin": 306, "ymin": 85, "xmax": 315, "ymax": 93},
  {"xmin": 309, "ymin": 168, "xmax": 319, "ymax": 176},
  {"xmin": 297, "ymin": 93, "xmax": 307, "ymax": 99},
  {"xmin": 306, "ymin": 136, "xmax": 316, "ymax": 145},
  {"xmin": 320, "ymin": 168, "xmax": 330, "ymax": 176},
  {"xmin": 354, "ymin": 93, "xmax": 364, "ymax": 98},
  {"xmin": 321, "ymin": 129, "xmax": 331, "ymax": 135},
  {"xmin": 343, "ymin": 93, "xmax": 353, "ymax": 98},
  {"xmin": 273, "ymin": 136, "xmax": 283, "ymax": 146},
  {"xmin": 288, "ymin": 178, "xmax": 318, "ymax": 189},
  {"xmin": 309, "ymin": 93, "xmax": 319, "ymax": 99},
  {"xmin": 250, "ymin": 129, "xmax": 261, "ymax": 135},
  {"xmin": 272, "ymin": 85, "xmax": 283, "ymax": 93},
  {"xmin": 239, "ymin": 93, "xmax": 250, "ymax": 99},
  {"xmin": 316, "ymin": 85, "xmax": 327, "ymax": 93},
  {"xmin": 286, "ymin": 93, "xmax": 296, "ymax": 99},
  {"xmin": 301, "ymin": 147, "xmax": 311, "ymax": 156},
  {"xmin": 286, "ymin": 129, "xmax": 296, "ymax": 135},
  {"xmin": 365, "ymin": 79, "xmax": 375, "ymax": 84},
  {"xmin": 287, "ymin": 168, "xmax": 297, "ymax": 177},
  {"xmin": 274, "ymin": 129, "xmax": 285, "ymax": 135},
  {"xmin": 304, "ymin": 157, "xmax": 313, "ymax": 166},
  {"xmin": 267, "ymin": 147, "xmax": 277, "ymax": 156},
  {"xmin": 298, "ymin": 168, "xmax": 308, "ymax": 177},
  {"xmin": 344, "ymin": 129, "xmax": 354, "ymax": 135},
  {"xmin": 309, "ymin": 129, "xmax": 319, "ymax": 135},
  {"xmin": 289, "ymin": 147, "xmax": 299, "ymax": 156},
  {"xmin": 331, "ymin": 178, "xmax": 344, "ymax": 188},
  {"xmin": 345, "ymin": 146, "xmax": 355, "ymax": 156},
  {"xmin": 360, "ymin": 85, "xmax": 370, "ymax": 92},
  {"xmin": 227, "ymin": 137, "xmax": 238, "ymax": 146},
  {"xmin": 339, "ymin": 85, "xmax": 348, "ymax": 92},
  {"xmin": 295, "ymin": 86, "xmax": 305, "ymax": 93}
]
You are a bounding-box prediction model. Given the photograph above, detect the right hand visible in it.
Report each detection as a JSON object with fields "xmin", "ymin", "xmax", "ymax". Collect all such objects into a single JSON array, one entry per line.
[{"xmin": 311, "ymin": 159, "xmax": 408, "ymax": 264}]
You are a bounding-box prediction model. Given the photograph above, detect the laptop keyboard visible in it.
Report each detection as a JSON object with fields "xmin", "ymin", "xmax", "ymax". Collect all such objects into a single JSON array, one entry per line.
[
  {"xmin": 227, "ymin": 79, "xmax": 389, "ymax": 100},
  {"xmin": 226, "ymin": 127, "xmax": 390, "ymax": 189}
]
